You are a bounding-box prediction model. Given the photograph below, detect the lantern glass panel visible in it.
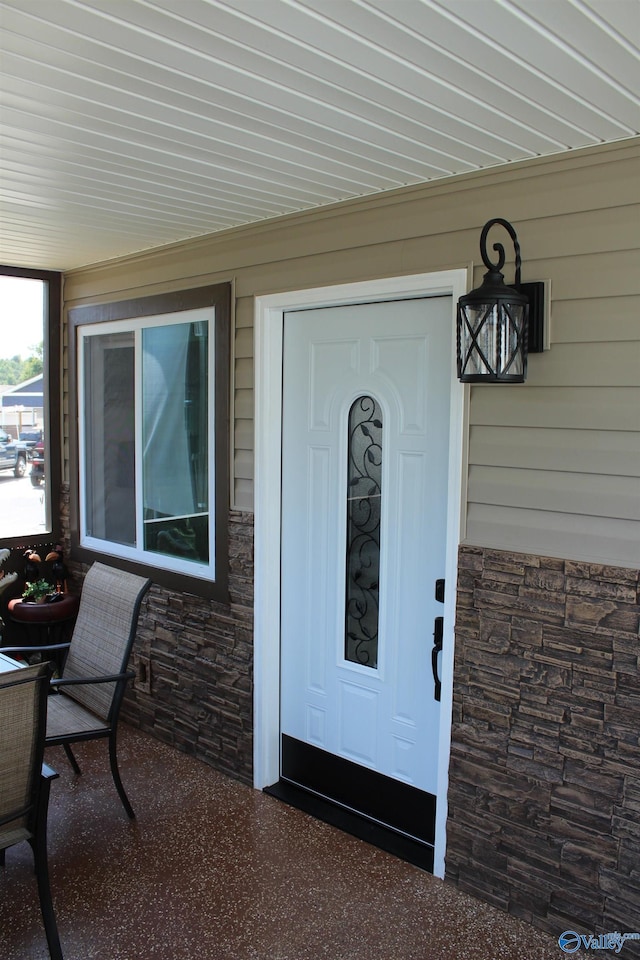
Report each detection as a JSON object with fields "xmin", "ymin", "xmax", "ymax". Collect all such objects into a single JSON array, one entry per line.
[
  {"xmin": 499, "ymin": 302, "xmax": 526, "ymax": 378},
  {"xmin": 459, "ymin": 300, "xmax": 527, "ymax": 380},
  {"xmin": 460, "ymin": 303, "xmax": 497, "ymax": 377}
]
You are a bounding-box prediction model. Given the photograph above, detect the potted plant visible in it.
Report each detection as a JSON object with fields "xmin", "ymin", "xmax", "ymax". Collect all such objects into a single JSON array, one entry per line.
[{"xmin": 22, "ymin": 579, "xmax": 54, "ymax": 603}]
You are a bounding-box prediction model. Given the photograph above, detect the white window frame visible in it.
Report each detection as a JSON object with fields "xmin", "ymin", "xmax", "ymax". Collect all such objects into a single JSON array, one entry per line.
[{"xmin": 77, "ymin": 307, "xmax": 216, "ymax": 582}]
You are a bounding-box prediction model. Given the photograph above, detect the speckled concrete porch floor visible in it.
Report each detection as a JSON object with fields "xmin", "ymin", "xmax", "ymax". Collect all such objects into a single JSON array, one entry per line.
[{"xmin": 1, "ymin": 725, "xmax": 561, "ymax": 960}]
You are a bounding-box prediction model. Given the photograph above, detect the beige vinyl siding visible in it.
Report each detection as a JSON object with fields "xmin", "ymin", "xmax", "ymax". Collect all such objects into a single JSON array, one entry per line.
[
  {"xmin": 469, "ymin": 426, "xmax": 639, "ymax": 477},
  {"xmin": 469, "ymin": 386, "xmax": 638, "ymax": 432},
  {"xmin": 551, "ymin": 296, "xmax": 637, "ymax": 343},
  {"xmin": 63, "ymin": 139, "xmax": 640, "ymax": 567},
  {"xmin": 233, "ymin": 296, "xmax": 254, "ymax": 510},
  {"xmin": 465, "ymin": 505, "xmax": 639, "ymax": 568},
  {"xmin": 469, "ymin": 466, "xmax": 639, "ymax": 519}
]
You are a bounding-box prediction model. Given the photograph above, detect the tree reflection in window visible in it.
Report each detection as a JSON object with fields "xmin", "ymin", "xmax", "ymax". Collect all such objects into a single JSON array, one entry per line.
[{"xmin": 345, "ymin": 396, "xmax": 382, "ymax": 668}]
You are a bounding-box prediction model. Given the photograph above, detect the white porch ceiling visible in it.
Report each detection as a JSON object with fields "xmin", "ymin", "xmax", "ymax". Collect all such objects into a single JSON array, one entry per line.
[{"xmin": 1, "ymin": 0, "xmax": 638, "ymax": 271}]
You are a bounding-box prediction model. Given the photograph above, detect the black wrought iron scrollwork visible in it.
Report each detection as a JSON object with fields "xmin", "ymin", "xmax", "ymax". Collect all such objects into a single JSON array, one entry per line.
[
  {"xmin": 479, "ymin": 217, "xmax": 522, "ymax": 286},
  {"xmin": 345, "ymin": 396, "xmax": 382, "ymax": 668}
]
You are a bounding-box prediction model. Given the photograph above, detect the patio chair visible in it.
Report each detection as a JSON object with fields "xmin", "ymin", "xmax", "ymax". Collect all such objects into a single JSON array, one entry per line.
[
  {"xmin": 3, "ymin": 562, "xmax": 151, "ymax": 819},
  {"xmin": 0, "ymin": 661, "xmax": 63, "ymax": 960}
]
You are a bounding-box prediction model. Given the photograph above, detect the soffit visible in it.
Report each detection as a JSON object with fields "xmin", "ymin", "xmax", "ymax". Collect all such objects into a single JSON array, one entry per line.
[{"xmin": 1, "ymin": 0, "xmax": 638, "ymax": 270}]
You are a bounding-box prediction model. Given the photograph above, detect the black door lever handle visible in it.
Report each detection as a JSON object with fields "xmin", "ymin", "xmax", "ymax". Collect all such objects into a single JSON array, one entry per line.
[{"xmin": 432, "ymin": 616, "xmax": 443, "ymax": 702}]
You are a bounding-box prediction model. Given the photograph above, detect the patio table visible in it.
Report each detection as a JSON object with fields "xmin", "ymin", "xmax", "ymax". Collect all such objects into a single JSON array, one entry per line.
[{"xmin": 0, "ymin": 651, "xmax": 24, "ymax": 673}]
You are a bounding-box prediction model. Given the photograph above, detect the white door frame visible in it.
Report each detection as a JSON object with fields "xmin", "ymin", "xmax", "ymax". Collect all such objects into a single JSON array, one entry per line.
[{"xmin": 253, "ymin": 271, "xmax": 468, "ymax": 878}]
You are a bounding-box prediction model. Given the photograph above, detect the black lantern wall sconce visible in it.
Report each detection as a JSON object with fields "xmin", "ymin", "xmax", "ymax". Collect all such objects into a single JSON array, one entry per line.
[{"xmin": 457, "ymin": 218, "xmax": 546, "ymax": 383}]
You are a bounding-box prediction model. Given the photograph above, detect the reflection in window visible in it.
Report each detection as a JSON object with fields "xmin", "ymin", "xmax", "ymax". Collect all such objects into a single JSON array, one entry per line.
[
  {"xmin": 345, "ymin": 396, "xmax": 382, "ymax": 669},
  {"xmin": 79, "ymin": 309, "xmax": 213, "ymax": 578},
  {"xmin": 83, "ymin": 332, "xmax": 135, "ymax": 546},
  {"xmin": 142, "ymin": 321, "xmax": 209, "ymax": 563}
]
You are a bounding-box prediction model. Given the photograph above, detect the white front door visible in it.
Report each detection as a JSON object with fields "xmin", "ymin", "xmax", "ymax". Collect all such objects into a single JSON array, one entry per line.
[{"xmin": 279, "ymin": 296, "xmax": 453, "ymax": 860}]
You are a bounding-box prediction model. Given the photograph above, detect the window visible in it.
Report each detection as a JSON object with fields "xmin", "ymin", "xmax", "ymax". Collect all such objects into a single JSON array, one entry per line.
[
  {"xmin": 0, "ymin": 266, "xmax": 61, "ymax": 546},
  {"xmin": 69, "ymin": 285, "xmax": 230, "ymax": 600},
  {"xmin": 345, "ymin": 395, "xmax": 383, "ymax": 669}
]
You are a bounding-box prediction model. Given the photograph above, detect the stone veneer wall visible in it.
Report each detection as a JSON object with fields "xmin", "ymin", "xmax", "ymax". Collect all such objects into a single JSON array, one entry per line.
[
  {"xmin": 447, "ymin": 546, "xmax": 640, "ymax": 949},
  {"xmin": 118, "ymin": 510, "xmax": 254, "ymax": 785}
]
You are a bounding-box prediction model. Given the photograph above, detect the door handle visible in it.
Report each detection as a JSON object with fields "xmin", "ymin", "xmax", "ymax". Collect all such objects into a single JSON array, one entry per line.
[{"xmin": 431, "ymin": 616, "xmax": 443, "ymax": 702}]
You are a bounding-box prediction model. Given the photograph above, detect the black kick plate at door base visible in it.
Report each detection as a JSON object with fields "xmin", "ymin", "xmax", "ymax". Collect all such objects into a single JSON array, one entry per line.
[{"xmin": 265, "ymin": 736, "xmax": 436, "ymax": 873}]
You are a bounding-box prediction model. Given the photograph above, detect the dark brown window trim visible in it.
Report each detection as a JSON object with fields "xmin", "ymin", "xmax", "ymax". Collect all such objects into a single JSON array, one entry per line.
[
  {"xmin": 0, "ymin": 265, "xmax": 62, "ymax": 550},
  {"xmin": 67, "ymin": 283, "xmax": 230, "ymax": 603}
]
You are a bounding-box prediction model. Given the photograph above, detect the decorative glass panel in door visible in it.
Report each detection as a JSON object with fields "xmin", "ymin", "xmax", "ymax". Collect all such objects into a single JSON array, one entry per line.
[{"xmin": 345, "ymin": 396, "xmax": 382, "ymax": 668}]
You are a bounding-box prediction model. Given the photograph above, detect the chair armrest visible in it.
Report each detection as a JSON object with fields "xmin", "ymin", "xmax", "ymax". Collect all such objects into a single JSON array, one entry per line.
[
  {"xmin": 1, "ymin": 642, "xmax": 71, "ymax": 656},
  {"xmin": 50, "ymin": 669, "xmax": 135, "ymax": 688}
]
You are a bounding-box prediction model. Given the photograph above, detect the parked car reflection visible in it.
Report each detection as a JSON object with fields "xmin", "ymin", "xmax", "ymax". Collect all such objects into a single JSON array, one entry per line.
[{"xmin": 30, "ymin": 438, "xmax": 44, "ymax": 487}]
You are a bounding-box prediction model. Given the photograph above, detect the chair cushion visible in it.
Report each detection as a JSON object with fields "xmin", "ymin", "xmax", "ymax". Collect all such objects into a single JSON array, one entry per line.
[{"xmin": 46, "ymin": 693, "xmax": 109, "ymax": 741}]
